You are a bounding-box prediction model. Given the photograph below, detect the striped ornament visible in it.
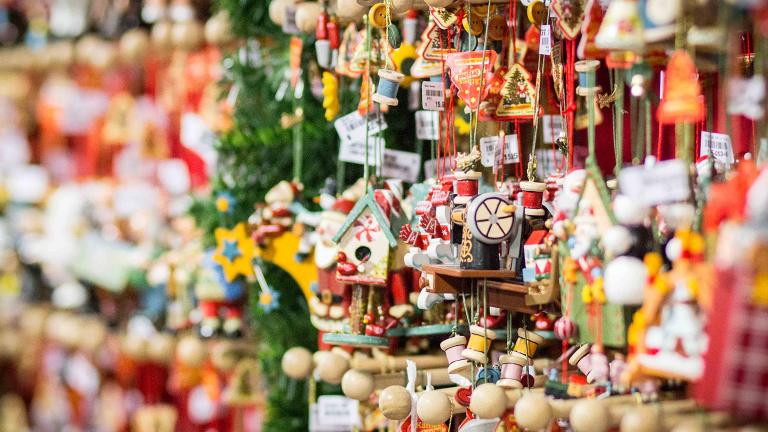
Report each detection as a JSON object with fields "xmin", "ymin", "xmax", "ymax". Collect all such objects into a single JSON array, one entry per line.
[{"xmin": 553, "ymin": 316, "xmax": 576, "ymax": 340}]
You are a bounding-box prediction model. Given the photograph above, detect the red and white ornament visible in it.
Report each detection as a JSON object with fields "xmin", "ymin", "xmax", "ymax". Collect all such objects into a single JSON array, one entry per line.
[{"xmin": 554, "ymin": 316, "xmax": 576, "ymax": 340}]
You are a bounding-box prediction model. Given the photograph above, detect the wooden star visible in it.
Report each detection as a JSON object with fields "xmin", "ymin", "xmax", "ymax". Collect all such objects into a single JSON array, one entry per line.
[{"xmin": 213, "ymin": 223, "xmax": 255, "ymax": 282}]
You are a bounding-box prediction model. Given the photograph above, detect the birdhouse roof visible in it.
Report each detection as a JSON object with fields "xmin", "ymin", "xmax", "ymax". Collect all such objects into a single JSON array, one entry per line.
[{"xmin": 332, "ymin": 189, "xmax": 406, "ymax": 248}]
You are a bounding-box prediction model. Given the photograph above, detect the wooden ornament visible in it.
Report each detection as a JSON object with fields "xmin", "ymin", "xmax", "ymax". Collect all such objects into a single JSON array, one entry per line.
[
  {"xmin": 334, "ymin": 0, "xmax": 367, "ymax": 23},
  {"xmin": 205, "ymin": 11, "xmax": 235, "ymax": 46},
  {"xmin": 342, "ymin": 369, "xmax": 375, "ymax": 401},
  {"xmin": 514, "ymin": 393, "xmax": 553, "ymax": 431},
  {"xmin": 282, "ymin": 346, "xmax": 314, "ymax": 379},
  {"xmin": 296, "ymin": 2, "xmax": 324, "ymax": 34},
  {"xmin": 487, "ymin": 15, "xmax": 507, "ymax": 41},
  {"xmin": 570, "ymin": 399, "xmax": 610, "ymax": 432},
  {"xmin": 379, "ymin": 385, "xmax": 412, "ymax": 421},
  {"xmin": 75, "ymin": 35, "xmax": 101, "ymax": 65},
  {"xmin": 594, "ymin": 0, "xmax": 644, "ymax": 52},
  {"xmin": 315, "ymin": 349, "xmax": 350, "ymax": 384},
  {"xmin": 620, "ymin": 407, "xmax": 660, "ymax": 432},
  {"xmin": 45, "ymin": 41, "xmax": 75, "ymax": 70},
  {"xmin": 425, "ymin": 0, "xmax": 456, "ymax": 8},
  {"xmin": 269, "ymin": 0, "xmax": 299, "ymax": 26},
  {"xmin": 78, "ymin": 318, "xmax": 107, "ymax": 355},
  {"xmin": 170, "ymin": 20, "xmax": 204, "ymax": 51},
  {"xmin": 210, "ymin": 340, "xmax": 239, "ymax": 373},
  {"xmin": 527, "ymin": 0, "xmax": 548, "ymax": 28},
  {"xmin": 462, "ymin": 325, "xmax": 497, "ymax": 364},
  {"xmin": 417, "ymin": 389, "xmax": 452, "ymax": 424},
  {"xmin": 176, "ymin": 335, "xmax": 207, "ymax": 367},
  {"xmin": 470, "ymin": 383, "xmax": 507, "ymax": 419},
  {"xmin": 391, "ymin": 0, "xmax": 414, "ymax": 14}
]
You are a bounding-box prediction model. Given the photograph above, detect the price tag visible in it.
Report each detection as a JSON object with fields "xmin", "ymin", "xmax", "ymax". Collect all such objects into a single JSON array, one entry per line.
[
  {"xmin": 539, "ymin": 24, "xmax": 552, "ymax": 56},
  {"xmin": 316, "ymin": 396, "xmax": 361, "ymax": 429},
  {"xmin": 423, "ymin": 157, "xmax": 452, "ymax": 180},
  {"xmin": 382, "ymin": 149, "xmax": 422, "ymax": 183},
  {"xmin": 415, "ymin": 110, "xmax": 440, "ymax": 140},
  {"xmin": 542, "ymin": 115, "xmax": 564, "ymax": 144},
  {"xmin": 421, "ymin": 81, "xmax": 445, "ymax": 111},
  {"xmin": 338, "ymin": 136, "xmax": 385, "ymax": 166},
  {"xmin": 334, "ymin": 111, "xmax": 387, "ymax": 143},
  {"xmin": 700, "ymin": 131, "xmax": 735, "ymax": 164},
  {"xmin": 479, "ymin": 134, "xmax": 520, "ymax": 167},
  {"xmin": 618, "ymin": 159, "xmax": 690, "ymax": 206}
]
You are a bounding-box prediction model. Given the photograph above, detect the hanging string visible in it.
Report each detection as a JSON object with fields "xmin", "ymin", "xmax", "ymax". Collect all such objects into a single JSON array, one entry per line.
[
  {"xmin": 515, "ymin": 120, "xmax": 523, "ymax": 178},
  {"xmin": 565, "ymin": 40, "xmax": 576, "ymax": 170},
  {"xmin": 469, "ymin": 0, "xmax": 496, "ymax": 152},
  {"xmin": 363, "ymin": 15, "xmax": 372, "ymax": 191}
]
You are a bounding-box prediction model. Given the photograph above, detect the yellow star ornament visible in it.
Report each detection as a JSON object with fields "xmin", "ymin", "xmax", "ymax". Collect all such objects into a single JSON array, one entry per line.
[{"xmin": 213, "ymin": 223, "xmax": 255, "ymax": 282}]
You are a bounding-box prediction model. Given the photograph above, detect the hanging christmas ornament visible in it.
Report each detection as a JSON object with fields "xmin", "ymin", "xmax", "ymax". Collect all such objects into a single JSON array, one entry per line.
[
  {"xmin": 527, "ymin": 0, "xmax": 548, "ymax": 29},
  {"xmin": 514, "ymin": 393, "xmax": 553, "ymax": 431},
  {"xmin": 595, "ymin": 0, "xmax": 643, "ymax": 68},
  {"xmin": 419, "ymin": 21, "xmax": 457, "ymax": 62},
  {"xmin": 379, "ymin": 385, "xmax": 412, "ymax": 421},
  {"xmin": 462, "ymin": 10, "xmax": 484, "ymax": 37},
  {"xmin": 341, "ymin": 369, "xmax": 375, "ymax": 401},
  {"xmin": 487, "ymin": 15, "xmax": 508, "ymax": 41},
  {"xmin": 440, "ymin": 335, "xmax": 471, "ymax": 373},
  {"xmin": 417, "ymin": 389, "xmax": 452, "ymax": 424},
  {"xmin": 373, "ymin": 69, "xmax": 405, "ymax": 106},
  {"xmin": 469, "ymin": 383, "xmax": 507, "ymax": 419},
  {"xmin": 321, "ymin": 72, "xmax": 340, "ymax": 120},
  {"xmin": 657, "ymin": 50, "xmax": 705, "ymax": 124},
  {"xmin": 497, "ymin": 352, "xmax": 527, "ymax": 388},
  {"xmin": 281, "ymin": 346, "xmax": 314, "ymax": 379},
  {"xmin": 577, "ymin": 0, "xmax": 606, "ymax": 59},
  {"xmin": 553, "ymin": 316, "xmax": 576, "ymax": 339},
  {"xmin": 445, "ymin": 50, "xmax": 497, "ymax": 110},
  {"xmin": 496, "ymin": 63, "xmax": 538, "ymax": 119},
  {"xmin": 212, "ymin": 223, "xmax": 256, "ymax": 282},
  {"xmin": 570, "ymin": 399, "xmax": 610, "ymax": 432},
  {"xmin": 462, "ymin": 325, "xmax": 497, "ymax": 363},
  {"xmin": 551, "ymin": 0, "xmax": 586, "ymax": 39}
]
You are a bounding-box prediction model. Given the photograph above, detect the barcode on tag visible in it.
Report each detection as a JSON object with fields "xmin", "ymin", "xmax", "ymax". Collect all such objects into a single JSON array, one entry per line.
[
  {"xmin": 539, "ymin": 25, "xmax": 552, "ymax": 56},
  {"xmin": 415, "ymin": 110, "xmax": 440, "ymax": 140},
  {"xmin": 542, "ymin": 115, "xmax": 564, "ymax": 144},
  {"xmin": 422, "ymin": 81, "xmax": 445, "ymax": 111},
  {"xmin": 700, "ymin": 131, "xmax": 735, "ymax": 164},
  {"xmin": 480, "ymin": 134, "xmax": 520, "ymax": 167},
  {"xmin": 334, "ymin": 111, "xmax": 387, "ymax": 143}
]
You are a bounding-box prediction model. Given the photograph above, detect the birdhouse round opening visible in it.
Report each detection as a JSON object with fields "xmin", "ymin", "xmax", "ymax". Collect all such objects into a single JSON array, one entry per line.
[{"xmin": 355, "ymin": 246, "xmax": 372, "ymax": 262}]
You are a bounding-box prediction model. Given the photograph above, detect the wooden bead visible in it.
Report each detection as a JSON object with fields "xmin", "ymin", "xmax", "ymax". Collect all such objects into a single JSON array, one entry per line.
[
  {"xmin": 282, "ymin": 346, "xmax": 314, "ymax": 379},
  {"xmin": 570, "ymin": 399, "xmax": 609, "ymax": 432},
  {"xmin": 120, "ymin": 28, "xmax": 150, "ymax": 63},
  {"xmin": 315, "ymin": 350, "xmax": 350, "ymax": 384},
  {"xmin": 342, "ymin": 370, "xmax": 375, "ymax": 401},
  {"xmin": 620, "ymin": 407, "xmax": 660, "ymax": 432},
  {"xmin": 210, "ymin": 341, "xmax": 238, "ymax": 373},
  {"xmin": 470, "ymin": 383, "xmax": 507, "ymax": 419},
  {"xmin": 514, "ymin": 393, "xmax": 553, "ymax": 431},
  {"xmin": 334, "ymin": 0, "xmax": 367, "ymax": 23},
  {"xmin": 269, "ymin": 0, "xmax": 299, "ymax": 26},
  {"xmin": 75, "ymin": 35, "xmax": 101, "ymax": 65},
  {"xmin": 171, "ymin": 21, "xmax": 204, "ymax": 51},
  {"xmin": 417, "ymin": 390, "xmax": 452, "ymax": 424},
  {"xmin": 379, "ymin": 385, "xmax": 412, "ymax": 421},
  {"xmin": 295, "ymin": 2, "xmax": 324, "ymax": 34},
  {"xmin": 176, "ymin": 335, "xmax": 207, "ymax": 367},
  {"xmin": 391, "ymin": 0, "xmax": 413, "ymax": 13}
]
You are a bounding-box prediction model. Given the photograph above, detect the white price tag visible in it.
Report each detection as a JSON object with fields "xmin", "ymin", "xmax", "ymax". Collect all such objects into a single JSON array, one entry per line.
[
  {"xmin": 700, "ymin": 131, "xmax": 734, "ymax": 164},
  {"xmin": 316, "ymin": 396, "xmax": 361, "ymax": 429},
  {"xmin": 619, "ymin": 159, "xmax": 691, "ymax": 206},
  {"xmin": 423, "ymin": 157, "xmax": 452, "ymax": 180},
  {"xmin": 415, "ymin": 110, "xmax": 440, "ymax": 140},
  {"xmin": 539, "ymin": 25, "xmax": 552, "ymax": 56},
  {"xmin": 334, "ymin": 111, "xmax": 388, "ymax": 143},
  {"xmin": 338, "ymin": 136, "xmax": 385, "ymax": 166},
  {"xmin": 382, "ymin": 149, "xmax": 422, "ymax": 183},
  {"xmin": 421, "ymin": 81, "xmax": 445, "ymax": 111},
  {"xmin": 480, "ymin": 134, "xmax": 520, "ymax": 167},
  {"xmin": 542, "ymin": 115, "xmax": 564, "ymax": 144}
]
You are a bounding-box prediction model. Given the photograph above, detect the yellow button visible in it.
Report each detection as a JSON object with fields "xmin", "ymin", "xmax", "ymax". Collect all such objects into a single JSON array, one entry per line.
[
  {"xmin": 527, "ymin": 0, "xmax": 547, "ymax": 28},
  {"xmin": 462, "ymin": 13, "xmax": 484, "ymax": 36},
  {"xmin": 368, "ymin": 3, "xmax": 388, "ymax": 28}
]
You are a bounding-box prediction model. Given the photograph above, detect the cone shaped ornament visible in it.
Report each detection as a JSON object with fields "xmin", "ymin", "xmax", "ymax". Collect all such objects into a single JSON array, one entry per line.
[
  {"xmin": 657, "ymin": 50, "xmax": 705, "ymax": 124},
  {"xmin": 595, "ymin": 0, "xmax": 644, "ymax": 52}
]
